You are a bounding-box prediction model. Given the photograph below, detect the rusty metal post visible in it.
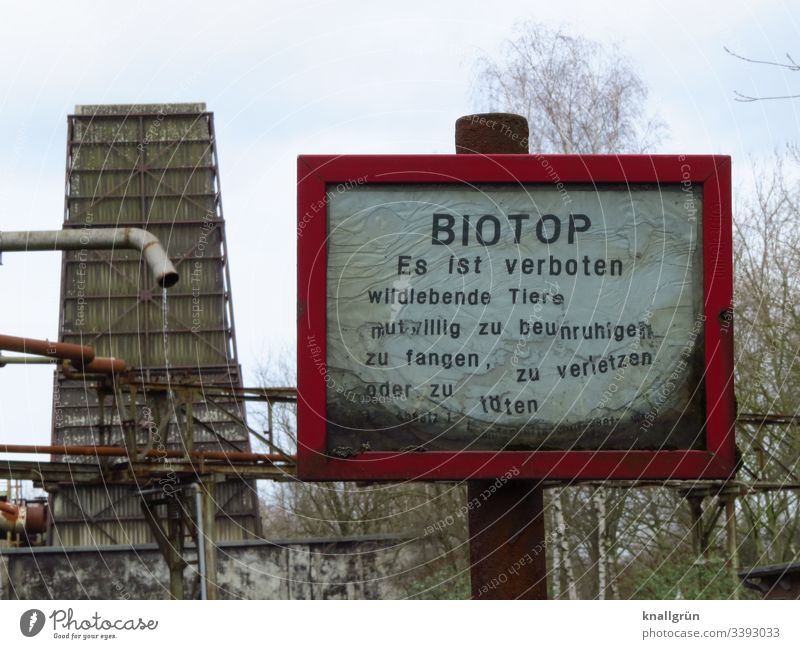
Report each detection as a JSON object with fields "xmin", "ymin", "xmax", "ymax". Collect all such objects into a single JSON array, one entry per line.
[
  {"xmin": 200, "ymin": 478, "xmax": 218, "ymax": 600},
  {"xmin": 182, "ymin": 389, "xmax": 195, "ymax": 457},
  {"xmin": 120, "ymin": 385, "xmax": 139, "ymax": 461},
  {"xmin": 267, "ymin": 399, "xmax": 275, "ymax": 454},
  {"xmin": 167, "ymin": 497, "xmax": 186, "ymax": 600},
  {"xmin": 456, "ymin": 113, "xmax": 548, "ymax": 599},
  {"xmin": 467, "ymin": 478, "xmax": 547, "ymax": 598},
  {"xmin": 140, "ymin": 495, "xmax": 186, "ymax": 600},
  {"xmin": 687, "ymin": 494, "xmax": 705, "ymax": 557}
]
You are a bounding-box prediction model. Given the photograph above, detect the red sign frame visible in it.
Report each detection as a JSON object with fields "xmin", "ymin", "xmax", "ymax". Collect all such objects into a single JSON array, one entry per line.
[{"xmin": 297, "ymin": 154, "xmax": 734, "ymax": 481}]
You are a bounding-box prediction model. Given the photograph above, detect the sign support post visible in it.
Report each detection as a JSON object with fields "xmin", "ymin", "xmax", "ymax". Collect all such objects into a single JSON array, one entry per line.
[{"xmin": 456, "ymin": 113, "xmax": 548, "ymax": 600}]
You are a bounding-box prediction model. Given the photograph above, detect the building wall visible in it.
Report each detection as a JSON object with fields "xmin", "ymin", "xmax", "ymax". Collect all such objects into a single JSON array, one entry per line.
[{"xmin": 0, "ymin": 536, "xmax": 415, "ymax": 600}]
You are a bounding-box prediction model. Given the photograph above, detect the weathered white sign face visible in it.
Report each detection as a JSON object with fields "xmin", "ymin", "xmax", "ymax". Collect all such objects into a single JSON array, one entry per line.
[{"xmin": 325, "ymin": 184, "xmax": 704, "ymax": 453}]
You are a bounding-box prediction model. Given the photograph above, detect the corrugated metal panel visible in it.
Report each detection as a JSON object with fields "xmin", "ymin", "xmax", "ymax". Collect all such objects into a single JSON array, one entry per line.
[
  {"xmin": 50, "ymin": 103, "xmax": 258, "ymax": 544},
  {"xmin": 49, "ymin": 482, "xmax": 259, "ymax": 547}
]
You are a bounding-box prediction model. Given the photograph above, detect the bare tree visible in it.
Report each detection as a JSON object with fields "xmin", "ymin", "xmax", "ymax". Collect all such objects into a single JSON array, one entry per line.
[
  {"xmin": 475, "ymin": 22, "xmax": 665, "ymax": 154},
  {"xmin": 732, "ymin": 154, "xmax": 800, "ymax": 570},
  {"xmin": 471, "ymin": 30, "xmax": 800, "ymax": 596}
]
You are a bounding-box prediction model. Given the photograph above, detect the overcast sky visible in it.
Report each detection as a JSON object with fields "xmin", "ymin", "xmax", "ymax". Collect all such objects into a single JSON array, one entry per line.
[{"xmin": 0, "ymin": 0, "xmax": 798, "ymax": 457}]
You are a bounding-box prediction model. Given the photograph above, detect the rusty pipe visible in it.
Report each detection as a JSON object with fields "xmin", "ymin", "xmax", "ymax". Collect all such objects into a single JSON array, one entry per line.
[
  {"xmin": 25, "ymin": 502, "xmax": 48, "ymax": 534},
  {"xmin": 62, "ymin": 357, "xmax": 130, "ymax": 376},
  {"xmin": 0, "ymin": 500, "xmax": 48, "ymax": 535},
  {"xmin": 0, "ymin": 334, "xmax": 94, "ymax": 366},
  {"xmin": 0, "ymin": 227, "xmax": 179, "ymax": 288},
  {"xmin": 0, "ymin": 501, "xmax": 24, "ymax": 534},
  {"xmin": 0, "ymin": 338, "xmax": 130, "ymax": 375},
  {"xmin": 0, "ymin": 444, "xmax": 292, "ymax": 464}
]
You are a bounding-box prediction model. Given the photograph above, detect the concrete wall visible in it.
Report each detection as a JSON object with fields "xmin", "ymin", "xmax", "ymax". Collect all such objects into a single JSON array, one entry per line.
[{"xmin": 0, "ymin": 535, "xmax": 414, "ymax": 600}]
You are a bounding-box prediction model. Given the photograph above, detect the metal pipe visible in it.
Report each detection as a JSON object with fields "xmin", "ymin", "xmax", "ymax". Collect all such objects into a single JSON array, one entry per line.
[
  {"xmin": 0, "ymin": 355, "xmax": 57, "ymax": 366},
  {"xmin": 194, "ymin": 484, "xmax": 207, "ymax": 601},
  {"xmin": 0, "ymin": 353, "xmax": 129, "ymax": 376},
  {"xmin": 0, "ymin": 501, "xmax": 48, "ymax": 535},
  {"xmin": 0, "ymin": 501, "xmax": 24, "ymax": 534},
  {"xmin": 0, "ymin": 227, "xmax": 179, "ymax": 288},
  {"xmin": 25, "ymin": 501, "xmax": 48, "ymax": 534},
  {"xmin": 0, "ymin": 334, "xmax": 94, "ymax": 366},
  {"xmin": 0, "ymin": 444, "xmax": 291, "ymax": 464},
  {"xmin": 62, "ymin": 357, "xmax": 130, "ymax": 376},
  {"xmin": 0, "ymin": 337, "xmax": 130, "ymax": 375}
]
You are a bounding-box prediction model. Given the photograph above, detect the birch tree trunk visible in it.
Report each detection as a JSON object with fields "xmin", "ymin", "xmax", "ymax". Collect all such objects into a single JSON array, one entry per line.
[
  {"xmin": 553, "ymin": 488, "xmax": 577, "ymax": 599},
  {"xmin": 551, "ymin": 491, "xmax": 562, "ymax": 598},
  {"xmin": 610, "ymin": 549, "xmax": 621, "ymax": 600},
  {"xmin": 593, "ymin": 486, "xmax": 608, "ymax": 599}
]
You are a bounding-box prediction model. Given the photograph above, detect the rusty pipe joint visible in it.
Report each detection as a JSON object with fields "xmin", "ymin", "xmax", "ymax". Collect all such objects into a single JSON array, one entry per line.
[
  {"xmin": 0, "ymin": 227, "xmax": 179, "ymax": 288},
  {"xmin": 61, "ymin": 356, "xmax": 130, "ymax": 376},
  {"xmin": 0, "ymin": 500, "xmax": 48, "ymax": 536},
  {"xmin": 0, "ymin": 501, "xmax": 25, "ymax": 534}
]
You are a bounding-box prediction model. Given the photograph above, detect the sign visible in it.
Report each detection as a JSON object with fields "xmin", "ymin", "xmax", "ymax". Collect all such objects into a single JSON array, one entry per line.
[{"xmin": 297, "ymin": 155, "xmax": 734, "ymax": 480}]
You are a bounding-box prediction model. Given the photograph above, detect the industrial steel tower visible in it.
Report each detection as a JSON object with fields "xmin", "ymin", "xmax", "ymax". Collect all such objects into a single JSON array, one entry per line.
[{"xmin": 50, "ymin": 104, "xmax": 261, "ymax": 549}]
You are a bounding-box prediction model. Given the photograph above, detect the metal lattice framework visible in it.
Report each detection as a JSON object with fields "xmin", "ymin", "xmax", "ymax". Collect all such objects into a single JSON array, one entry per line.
[{"xmin": 49, "ymin": 104, "xmax": 261, "ymax": 547}]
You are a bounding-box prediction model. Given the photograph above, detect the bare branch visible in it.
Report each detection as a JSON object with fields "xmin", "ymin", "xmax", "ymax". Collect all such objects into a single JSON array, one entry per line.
[
  {"xmin": 724, "ymin": 46, "xmax": 800, "ymax": 71},
  {"xmin": 734, "ymin": 90, "xmax": 800, "ymax": 103},
  {"xmin": 725, "ymin": 46, "xmax": 800, "ymax": 102}
]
